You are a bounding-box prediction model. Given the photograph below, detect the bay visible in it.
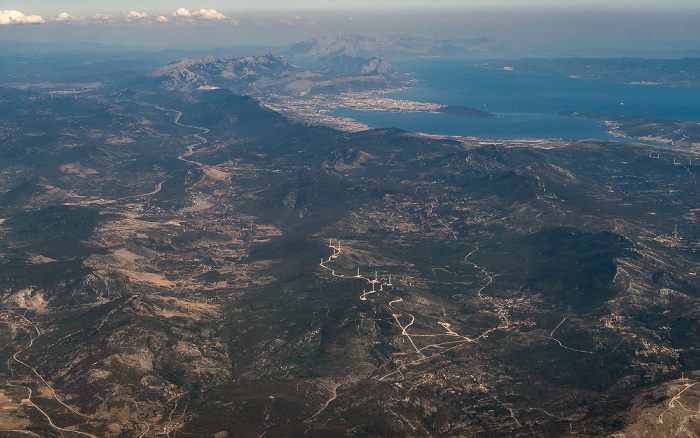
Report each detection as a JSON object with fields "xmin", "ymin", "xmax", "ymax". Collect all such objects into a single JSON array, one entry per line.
[{"xmin": 329, "ymin": 58, "xmax": 700, "ymax": 141}]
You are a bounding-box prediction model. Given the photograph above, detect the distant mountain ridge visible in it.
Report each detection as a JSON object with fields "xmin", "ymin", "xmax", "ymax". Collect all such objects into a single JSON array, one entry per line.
[{"xmin": 288, "ymin": 34, "xmax": 494, "ymax": 61}]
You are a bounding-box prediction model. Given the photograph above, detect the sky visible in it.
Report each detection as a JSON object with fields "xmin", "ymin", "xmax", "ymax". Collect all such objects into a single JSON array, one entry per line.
[
  {"xmin": 3, "ymin": 0, "xmax": 700, "ymax": 15},
  {"xmin": 1, "ymin": 1, "xmax": 699, "ymax": 57}
]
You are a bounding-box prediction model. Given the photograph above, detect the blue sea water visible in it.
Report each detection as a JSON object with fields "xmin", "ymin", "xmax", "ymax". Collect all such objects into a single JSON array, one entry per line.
[{"xmin": 329, "ymin": 58, "xmax": 700, "ymax": 141}]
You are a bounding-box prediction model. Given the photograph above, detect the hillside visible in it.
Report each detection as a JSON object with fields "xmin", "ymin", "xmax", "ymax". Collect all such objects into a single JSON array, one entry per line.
[{"xmin": 0, "ymin": 76, "xmax": 698, "ymax": 436}]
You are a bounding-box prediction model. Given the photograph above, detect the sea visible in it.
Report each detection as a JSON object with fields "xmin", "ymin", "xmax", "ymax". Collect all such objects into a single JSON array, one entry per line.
[{"xmin": 328, "ymin": 58, "xmax": 700, "ymax": 142}]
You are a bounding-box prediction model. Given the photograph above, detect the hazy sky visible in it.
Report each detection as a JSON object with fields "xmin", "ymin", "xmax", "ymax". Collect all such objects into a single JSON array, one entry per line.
[
  {"xmin": 4, "ymin": 0, "xmax": 700, "ymax": 15},
  {"xmin": 1, "ymin": 1, "xmax": 699, "ymax": 57}
]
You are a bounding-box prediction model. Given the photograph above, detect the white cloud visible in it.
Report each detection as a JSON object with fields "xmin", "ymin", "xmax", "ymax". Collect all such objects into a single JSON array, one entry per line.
[
  {"xmin": 55, "ymin": 12, "xmax": 74, "ymax": 22},
  {"xmin": 1, "ymin": 7, "xmax": 235, "ymax": 27},
  {"xmin": 192, "ymin": 9, "xmax": 226, "ymax": 20},
  {"xmin": 126, "ymin": 11, "xmax": 148, "ymax": 19},
  {"xmin": 171, "ymin": 8, "xmax": 236, "ymax": 24},
  {"xmin": 0, "ymin": 10, "xmax": 46, "ymax": 25},
  {"xmin": 172, "ymin": 8, "xmax": 191, "ymax": 17}
]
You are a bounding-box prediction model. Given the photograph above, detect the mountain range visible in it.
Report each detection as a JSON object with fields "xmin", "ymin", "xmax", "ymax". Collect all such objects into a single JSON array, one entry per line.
[
  {"xmin": 288, "ymin": 34, "xmax": 494, "ymax": 61},
  {"xmin": 150, "ymin": 52, "xmax": 405, "ymax": 96}
]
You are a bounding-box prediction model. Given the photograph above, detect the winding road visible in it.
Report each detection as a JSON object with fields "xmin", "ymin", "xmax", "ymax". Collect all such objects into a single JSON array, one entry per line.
[
  {"xmin": 1, "ymin": 103, "xmax": 217, "ymax": 437},
  {"xmin": 316, "ymin": 238, "xmax": 598, "ymax": 431},
  {"xmin": 318, "ymin": 240, "xmax": 504, "ymax": 383},
  {"xmin": 7, "ymin": 312, "xmax": 98, "ymax": 438},
  {"xmin": 152, "ymin": 105, "xmax": 209, "ymax": 168}
]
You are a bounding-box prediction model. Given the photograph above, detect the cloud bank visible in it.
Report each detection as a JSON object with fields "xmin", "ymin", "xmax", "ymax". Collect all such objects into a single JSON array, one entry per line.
[
  {"xmin": 1, "ymin": 8, "xmax": 238, "ymax": 26},
  {"xmin": 0, "ymin": 10, "xmax": 46, "ymax": 25}
]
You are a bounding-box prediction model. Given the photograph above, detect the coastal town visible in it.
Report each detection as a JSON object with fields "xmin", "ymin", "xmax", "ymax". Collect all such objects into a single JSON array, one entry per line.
[{"xmin": 263, "ymin": 90, "xmax": 447, "ymax": 132}]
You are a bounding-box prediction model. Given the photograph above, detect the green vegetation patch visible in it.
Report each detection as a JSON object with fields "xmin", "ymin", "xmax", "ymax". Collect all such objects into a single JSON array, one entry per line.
[
  {"xmin": 522, "ymin": 227, "xmax": 629, "ymax": 309},
  {"xmin": 476, "ymin": 227, "xmax": 630, "ymax": 311},
  {"xmin": 5, "ymin": 204, "xmax": 101, "ymax": 258}
]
